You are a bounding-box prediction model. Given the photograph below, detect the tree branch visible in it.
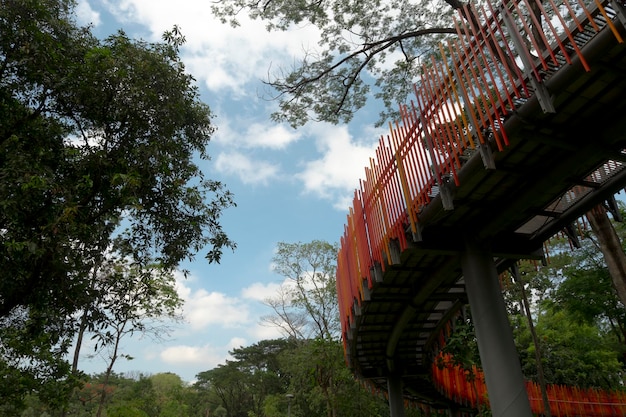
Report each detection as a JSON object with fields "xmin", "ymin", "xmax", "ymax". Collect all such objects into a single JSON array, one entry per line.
[{"xmin": 267, "ymin": 27, "xmax": 457, "ymax": 120}]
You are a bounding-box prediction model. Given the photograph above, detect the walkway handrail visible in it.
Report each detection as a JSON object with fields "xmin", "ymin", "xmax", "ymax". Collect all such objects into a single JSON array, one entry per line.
[
  {"xmin": 432, "ymin": 352, "xmax": 626, "ymax": 416},
  {"xmin": 337, "ymin": 0, "xmax": 624, "ymax": 351}
]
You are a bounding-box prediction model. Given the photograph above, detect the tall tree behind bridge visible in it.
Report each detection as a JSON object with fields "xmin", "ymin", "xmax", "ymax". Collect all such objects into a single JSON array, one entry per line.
[
  {"xmin": 0, "ymin": 0, "xmax": 235, "ymax": 410},
  {"xmin": 586, "ymin": 206, "xmax": 626, "ymax": 308},
  {"xmin": 263, "ymin": 240, "xmax": 340, "ymax": 341}
]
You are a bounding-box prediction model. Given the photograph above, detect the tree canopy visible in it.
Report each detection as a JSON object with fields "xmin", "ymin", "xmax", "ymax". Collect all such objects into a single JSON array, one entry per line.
[
  {"xmin": 263, "ymin": 240, "xmax": 340, "ymax": 341},
  {"xmin": 503, "ymin": 230, "xmax": 626, "ymax": 390},
  {"xmin": 212, "ymin": 0, "xmax": 462, "ymax": 127},
  {"xmin": 0, "ymin": 0, "xmax": 234, "ymax": 408},
  {"xmin": 14, "ymin": 224, "xmax": 626, "ymax": 415}
]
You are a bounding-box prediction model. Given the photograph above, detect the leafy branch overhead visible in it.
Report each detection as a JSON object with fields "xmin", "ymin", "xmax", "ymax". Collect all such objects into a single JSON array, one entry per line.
[{"xmin": 212, "ymin": 0, "xmax": 466, "ymax": 126}]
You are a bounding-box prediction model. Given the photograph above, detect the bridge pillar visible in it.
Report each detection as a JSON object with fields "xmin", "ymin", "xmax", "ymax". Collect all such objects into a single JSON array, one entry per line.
[
  {"xmin": 387, "ymin": 375, "xmax": 406, "ymax": 417},
  {"xmin": 461, "ymin": 238, "xmax": 532, "ymax": 417}
]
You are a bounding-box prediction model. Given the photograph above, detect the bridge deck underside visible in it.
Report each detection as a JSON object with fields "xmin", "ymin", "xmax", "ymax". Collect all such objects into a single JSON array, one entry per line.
[{"xmin": 347, "ymin": 26, "xmax": 626, "ymax": 407}]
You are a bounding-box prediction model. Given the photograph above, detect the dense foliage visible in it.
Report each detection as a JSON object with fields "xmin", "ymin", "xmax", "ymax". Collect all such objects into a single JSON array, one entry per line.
[
  {"xmin": 0, "ymin": 0, "xmax": 234, "ymax": 410},
  {"xmin": 212, "ymin": 0, "xmax": 461, "ymax": 127},
  {"xmin": 13, "ymin": 222, "xmax": 626, "ymax": 415},
  {"xmin": 440, "ymin": 213, "xmax": 626, "ymax": 403},
  {"xmin": 263, "ymin": 240, "xmax": 340, "ymax": 340},
  {"xmin": 504, "ymin": 220, "xmax": 626, "ymax": 389},
  {"xmin": 18, "ymin": 340, "xmax": 416, "ymax": 417}
]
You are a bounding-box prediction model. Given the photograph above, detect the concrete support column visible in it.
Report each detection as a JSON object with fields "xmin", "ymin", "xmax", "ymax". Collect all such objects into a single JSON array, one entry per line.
[
  {"xmin": 461, "ymin": 237, "xmax": 532, "ymax": 417},
  {"xmin": 387, "ymin": 375, "xmax": 406, "ymax": 417}
]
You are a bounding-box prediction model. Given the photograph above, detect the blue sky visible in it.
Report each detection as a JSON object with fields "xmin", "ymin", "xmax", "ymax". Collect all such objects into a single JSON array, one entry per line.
[{"xmin": 73, "ymin": 0, "xmax": 385, "ymax": 382}]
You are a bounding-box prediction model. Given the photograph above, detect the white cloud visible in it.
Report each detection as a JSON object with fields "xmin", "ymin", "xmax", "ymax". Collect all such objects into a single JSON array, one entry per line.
[
  {"xmin": 243, "ymin": 123, "xmax": 301, "ymax": 149},
  {"xmin": 160, "ymin": 344, "xmax": 223, "ymax": 366},
  {"xmin": 241, "ymin": 281, "xmax": 283, "ymax": 301},
  {"xmin": 76, "ymin": 0, "xmax": 101, "ymax": 27},
  {"xmin": 296, "ymin": 124, "xmax": 379, "ymax": 210},
  {"xmin": 160, "ymin": 336, "xmax": 246, "ymax": 368},
  {"xmin": 215, "ymin": 151, "xmax": 279, "ymax": 185},
  {"xmin": 104, "ymin": 0, "xmax": 321, "ymax": 95},
  {"xmin": 164, "ymin": 274, "xmax": 285, "ymax": 371},
  {"xmin": 175, "ymin": 279, "xmax": 251, "ymax": 330},
  {"xmin": 215, "ymin": 119, "xmax": 301, "ymax": 150},
  {"xmin": 227, "ymin": 337, "xmax": 248, "ymax": 351}
]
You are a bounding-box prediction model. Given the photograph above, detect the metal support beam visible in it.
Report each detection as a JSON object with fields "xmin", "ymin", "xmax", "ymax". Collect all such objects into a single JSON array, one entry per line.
[
  {"xmin": 388, "ymin": 239, "xmax": 402, "ymax": 265},
  {"xmin": 501, "ymin": 5, "xmax": 555, "ymax": 113},
  {"xmin": 440, "ymin": 177, "xmax": 455, "ymax": 211},
  {"xmin": 606, "ymin": 195, "xmax": 623, "ymax": 222},
  {"xmin": 461, "ymin": 237, "xmax": 532, "ymax": 417},
  {"xmin": 610, "ymin": 0, "xmax": 626, "ymax": 28},
  {"xmin": 371, "ymin": 262, "xmax": 384, "ymax": 283},
  {"xmin": 563, "ymin": 223, "xmax": 582, "ymax": 248},
  {"xmin": 387, "ymin": 376, "xmax": 406, "ymax": 417},
  {"xmin": 479, "ymin": 141, "xmax": 496, "ymax": 170}
]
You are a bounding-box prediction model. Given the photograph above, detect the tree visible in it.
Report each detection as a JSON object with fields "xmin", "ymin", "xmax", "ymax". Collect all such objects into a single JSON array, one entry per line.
[
  {"xmin": 548, "ymin": 230, "xmax": 626, "ymax": 358},
  {"xmin": 84, "ymin": 262, "xmax": 183, "ymax": 417},
  {"xmin": 107, "ymin": 406, "xmax": 149, "ymax": 417},
  {"xmin": 506, "ymin": 236, "xmax": 626, "ymax": 389},
  {"xmin": 586, "ymin": 205, "xmax": 626, "ymax": 310},
  {"xmin": 263, "ymin": 240, "xmax": 340, "ymax": 341},
  {"xmin": 519, "ymin": 308, "xmax": 624, "ymax": 389},
  {"xmin": 149, "ymin": 373, "xmax": 190, "ymax": 417},
  {"xmin": 17, "ymin": 371, "xmax": 157, "ymax": 417},
  {"xmin": 278, "ymin": 338, "xmax": 404, "ymax": 417},
  {"xmin": 186, "ymin": 376, "xmax": 222, "ymax": 417},
  {"xmin": 103, "ymin": 373, "xmax": 158, "ymax": 417},
  {"xmin": 262, "ymin": 241, "xmax": 383, "ymax": 417},
  {"xmin": 212, "ymin": 0, "xmax": 468, "ymax": 127},
  {"xmin": 197, "ymin": 361, "xmax": 256, "ymax": 417},
  {"xmin": 1, "ymin": 0, "xmax": 234, "ymax": 409},
  {"xmin": 195, "ymin": 339, "xmax": 292, "ymax": 417},
  {"xmin": 195, "ymin": 338, "xmax": 401, "ymax": 417},
  {"xmin": 278, "ymin": 339, "xmax": 346, "ymax": 417}
]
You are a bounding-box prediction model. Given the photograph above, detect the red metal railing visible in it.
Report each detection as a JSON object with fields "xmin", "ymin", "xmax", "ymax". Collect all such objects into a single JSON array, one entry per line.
[
  {"xmin": 337, "ymin": 0, "xmax": 623, "ymax": 346},
  {"xmin": 336, "ymin": 0, "xmax": 625, "ymax": 411},
  {"xmin": 428, "ymin": 319, "xmax": 626, "ymax": 415},
  {"xmin": 432, "ymin": 353, "xmax": 626, "ymax": 416}
]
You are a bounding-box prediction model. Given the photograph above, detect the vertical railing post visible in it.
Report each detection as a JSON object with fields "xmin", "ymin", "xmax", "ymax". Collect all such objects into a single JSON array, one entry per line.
[
  {"xmin": 418, "ymin": 110, "xmax": 455, "ymax": 210},
  {"xmin": 449, "ymin": 60, "xmax": 497, "ymax": 170}
]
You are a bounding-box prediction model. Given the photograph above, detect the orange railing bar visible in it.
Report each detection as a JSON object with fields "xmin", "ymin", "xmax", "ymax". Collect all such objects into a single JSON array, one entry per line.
[{"xmin": 336, "ymin": 0, "xmax": 625, "ymax": 370}]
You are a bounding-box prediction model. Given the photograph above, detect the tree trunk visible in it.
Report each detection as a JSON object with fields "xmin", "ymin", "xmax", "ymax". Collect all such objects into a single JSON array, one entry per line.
[
  {"xmin": 60, "ymin": 313, "xmax": 88, "ymax": 417},
  {"xmin": 96, "ymin": 323, "xmax": 125, "ymax": 417},
  {"xmin": 512, "ymin": 264, "xmax": 552, "ymax": 417},
  {"xmin": 72, "ymin": 313, "xmax": 88, "ymax": 373},
  {"xmin": 586, "ymin": 205, "xmax": 626, "ymax": 308}
]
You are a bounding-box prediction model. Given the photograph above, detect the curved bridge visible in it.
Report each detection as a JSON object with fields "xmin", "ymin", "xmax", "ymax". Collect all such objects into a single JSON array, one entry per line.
[{"xmin": 335, "ymin": 0, "xmax": 626, "ymax": 415}]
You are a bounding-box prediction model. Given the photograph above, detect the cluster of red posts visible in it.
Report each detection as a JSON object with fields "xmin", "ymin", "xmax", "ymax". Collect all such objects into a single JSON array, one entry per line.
[
  {"xmin": 336, "ymin": 0, "xmax": 626, "ymax": 413},
  {"xmin": 431, "ymin": 353, "xmax": 626, "ymax": 416}
]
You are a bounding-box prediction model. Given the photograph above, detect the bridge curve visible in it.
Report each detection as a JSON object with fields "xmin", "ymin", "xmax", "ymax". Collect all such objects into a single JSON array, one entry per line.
[{"xmin": 336, "ymin": 0, "xmax": 626, "ymax": 414}]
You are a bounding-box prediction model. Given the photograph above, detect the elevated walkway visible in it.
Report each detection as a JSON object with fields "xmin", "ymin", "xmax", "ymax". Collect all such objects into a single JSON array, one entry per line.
[{"xmin": 336, "ymin": 0, "xmax": 626, "ymax": 413}]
